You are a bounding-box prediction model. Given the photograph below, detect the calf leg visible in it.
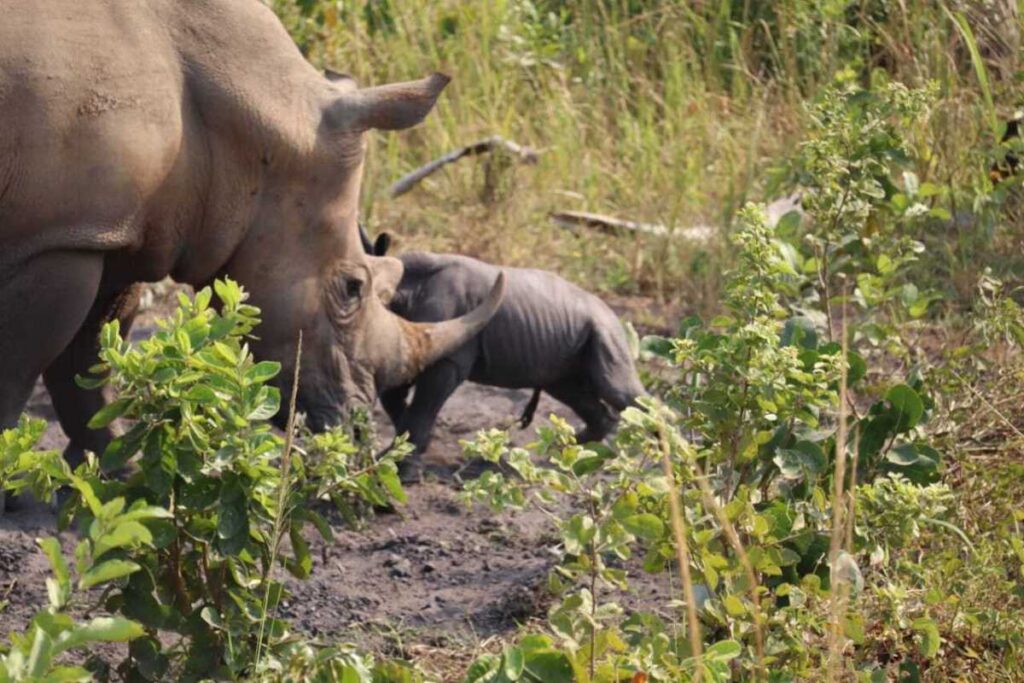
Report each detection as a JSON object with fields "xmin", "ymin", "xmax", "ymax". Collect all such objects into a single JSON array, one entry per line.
[
  {"xmin": 588, "ymin": 327, "xmax": 645, "ymax": 412},
  {"xmin": 380, "ymin": 384, "xmax": 411, "ymax": 432},
  {"xmin": 393, "ymin": 360, "xmax": 465, "ymax": 482},
  {"xmin": 517, "ymin": 388, "xmax": 542, "ymax": 430},
  {"xmin": 544, "ymin": 377, "xmax": 618, "ymax": 444},
  {"xmin": 43, "ymin": 282, "xmax": 142, "ymax": 469}
]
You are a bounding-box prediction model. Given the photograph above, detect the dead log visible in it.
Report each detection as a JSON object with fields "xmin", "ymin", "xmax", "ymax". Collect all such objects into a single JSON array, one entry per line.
[
  {"xmin": 549, "ymin": 210, "xmax": 715, "ymax": 243},
  {"xmin": 389, "ymin": 136, "xmax": 540, "ymax": 198}
]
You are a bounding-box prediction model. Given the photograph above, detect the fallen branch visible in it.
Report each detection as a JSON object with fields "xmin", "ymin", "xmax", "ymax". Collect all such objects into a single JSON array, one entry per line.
[
  {"xmin": 549, "ymin": 210, "xmax": 715, "ymax": 243},
  {"xmin": 389, "ymin": 136, "xmax": 540, "ymax": 197}
]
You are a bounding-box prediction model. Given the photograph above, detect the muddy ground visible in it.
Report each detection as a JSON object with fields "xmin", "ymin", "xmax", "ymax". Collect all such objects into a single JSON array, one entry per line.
[{"xmin": 0, "ymin": 287, "xmax": 679, "ymax": 679}]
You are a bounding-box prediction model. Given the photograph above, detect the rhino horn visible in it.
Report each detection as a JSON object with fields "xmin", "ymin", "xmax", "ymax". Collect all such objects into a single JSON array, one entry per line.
[
  {"xmin": 329, "ymin": 72, "xmax": 451, "ymax": 132},
  {"xmin": 385, "ymin": 272, "xmax": 505, "ymax": 387}
]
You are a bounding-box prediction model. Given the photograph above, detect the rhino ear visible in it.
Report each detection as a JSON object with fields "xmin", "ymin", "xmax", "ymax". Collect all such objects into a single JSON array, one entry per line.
[
  {"xmin": 327, "ymin": 73, "xmax": 450, "ymax": 132},
  {"xmin": 367, "ymin": 255, "xmax": 403, "ymax": 304}
]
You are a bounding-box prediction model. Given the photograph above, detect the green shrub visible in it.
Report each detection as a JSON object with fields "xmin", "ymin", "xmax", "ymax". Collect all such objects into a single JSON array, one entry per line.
[{"xmin": 1, "ymin": 280, "xmax": 409, "ymax": 680}]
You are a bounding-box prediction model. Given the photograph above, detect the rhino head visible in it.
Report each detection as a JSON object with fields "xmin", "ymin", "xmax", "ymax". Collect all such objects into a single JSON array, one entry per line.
[{"xmin": 220, "ymin": 72, "xmax": 501, "ymax": 430}]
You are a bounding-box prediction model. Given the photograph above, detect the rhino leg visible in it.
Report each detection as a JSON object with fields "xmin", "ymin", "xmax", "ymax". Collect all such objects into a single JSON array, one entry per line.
[
  {"xmin": 394, "ymin": 360, "xmax": 466, "ymax": 481},
  {"xmin": 0, "ymin": 251, "xmax": 105, "ymax": 422},
  {"xmin": 0, "ymin": 251, "xmax": 105, "ymax": 483},
  {"xmin": 544, "ymin": 376, "xmax": 618, "ymax": 444},
  {"xmin": 43, "ymin": 282, "xmax": 142, "ymax": 470}
]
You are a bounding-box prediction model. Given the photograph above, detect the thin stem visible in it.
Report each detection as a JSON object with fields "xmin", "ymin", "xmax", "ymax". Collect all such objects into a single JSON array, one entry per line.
[
  {"xmin": 827, "ymin": 298, "xmax": 851, "ymax": 681},
  {"xmin": 658, "ymin": 424, "xmax": 703, "ymax": 681},
  {"xmin": 692, "ymin": 462, "xmax": 766, "ymax": 681},
  {"xmin": 254, "ymin": 332, "xmax": 303, "ymax": 667},
  {"xmin": 589, "ymin": 541, "xmax": 599, "ymax": 682}
]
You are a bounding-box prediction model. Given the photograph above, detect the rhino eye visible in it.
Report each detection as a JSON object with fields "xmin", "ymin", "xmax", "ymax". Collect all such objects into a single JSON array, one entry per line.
[{"xmin": 345, "ymin": 277, "xmax": 364, "ymax": 299}]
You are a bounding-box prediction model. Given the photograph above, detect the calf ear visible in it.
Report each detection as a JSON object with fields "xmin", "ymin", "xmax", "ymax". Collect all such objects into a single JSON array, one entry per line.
[
  {"xmin": 327, "ymin": 73, "xmax": 450, "ymax": 132},
  {"xmin": 367, "ymin": 255, "xmax": 403, "ymax": 304},
  {"xmin": 373, "ymin": 232, "xmax": 392, "ymax": 256},
  {"xmin": 324, "ymin": 69, "xmax": 358, "ymax": 92}
]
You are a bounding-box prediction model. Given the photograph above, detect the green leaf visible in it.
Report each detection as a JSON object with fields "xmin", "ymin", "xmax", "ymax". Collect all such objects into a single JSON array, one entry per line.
[
  {"xmin": 70, "ymin": 478, "xmax": 103, "ymax": 516},
  {"xmin": 640, "ymin": 335, "xmax": 675, "ymax": 360},
  {"xmin": 245, "ymin": 361, "xmax": 281, "ymax": 385},
  {"xmin": 214, "ymin": 278, "xmax": 243, "ymax": 309},
  {"xmin": 886, "ymin": 384, "xmax": 924, "ymax": 432},
  {"xmin": 36, "ymin": 538, "xmax": 70, "ymax": 595},
  {"xmin": 55, "ymin": 617, "xmax": 144, "ymax": 654},
  {"xmin": 503, "ymin": 646, "xmax": 525, "ymax": 680},
  {"xmin": 26, "ymin": 627, "xmax": 55, "ymax": 677},
  {"xmin": 200, "ymin": 606, "xmax": 224, "ymax": 631},
  {"xmin": 621, "ymin": 514, "xmax": 664, "ymax": 541},
  {"xmin": 571, "ymin": 455, "xmax": 607, "ymax": 477},
  {"xmin": 464, "ymin": 655, "xmax": 501, "ymax": 683},
  {"xmin": 184, "ymin": 385, "xmax": 218, "ymax": 403},
  {"xmin": 945, "ymin": 9, "xmax": 998, "ymax": 140},
  {"xmin": 781, "ymin": 316, "xmax": 818, "ymax": 349},
  {"xmin": 377, "ymin": 466, "xmax": 407, "ymax": 504},
  {"xmin": 116, "ymin": 504, "xmax": 174, "ymax": 524},
  {"xmin": 723, "ymin": 594, "xmax": 746, "ymax": 617},
  {"xmin": 912, "ymin": 617, "xmax": 941, "ymax": 659},
  {"xmin": 563, "ymin": 515, "xmax": 595, "ymax": 555},
  {"xmin": 286, "ymin": 524, "xmax": 313, "ymax": 579},
  {"xmin": 92, "ymin": 521, "xmax": 153, "ymax": 559},
  {"xmin": 704, "ymin": 639, "xmax": 742, "ymax": 661},
  {"xmin": 129, "ymin": 636, "xmax": 169, "ymax": 681},
  {"xmin": 523, "ymin": 651, "xmax": 574, "ymax": 683},
  {"xmin": 87, "ymin": 398, "xmax": 133, "ymax": 430},
  {"xmin": 79, "ymin": 559, "xmax": 141, "ymax": 590},
  {"xmin": 846, "ymin": 351, "xmax": 867, "ymax": 384},
  {"xmin": 217, "ymin": 482, "xmax": 248, "ymax": 541}
]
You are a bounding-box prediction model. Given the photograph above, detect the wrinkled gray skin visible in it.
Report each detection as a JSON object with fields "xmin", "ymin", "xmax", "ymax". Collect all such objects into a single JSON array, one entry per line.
[
  {"xmin": 380, "ymin": 250, "xmax": 645, "ymax": 471},
  {"xmin": 0, "ymin": 0, "xmax": 503, "ymax": 469}
]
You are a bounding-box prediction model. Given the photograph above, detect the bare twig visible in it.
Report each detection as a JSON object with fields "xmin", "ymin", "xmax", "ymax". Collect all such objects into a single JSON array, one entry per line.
[{"xmin": 389, "ymin": 136, "xmax": 540, "ymax": 197}]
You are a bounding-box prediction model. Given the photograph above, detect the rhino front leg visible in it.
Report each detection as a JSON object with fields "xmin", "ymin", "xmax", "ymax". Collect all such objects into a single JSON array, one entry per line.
[
  {"xmin": 394, "ymin": 360, "xmax": 466, "ymax": 482},
  {"xmin": 0, "ymin": 251, "xmax": 105, "ymax": 511},
  {"xmin": 43, "ymin": 282, "xmax": 142, "ymax": 470},
  {"xmin": 0, "ymin": 251, "xmax": 105, "ymax": 427}
]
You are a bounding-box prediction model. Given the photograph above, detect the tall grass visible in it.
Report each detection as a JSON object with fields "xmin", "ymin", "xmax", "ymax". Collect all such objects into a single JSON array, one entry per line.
[{"xmin": 273, "ymin": 0, "xmax": 1009, "ymax": 311}]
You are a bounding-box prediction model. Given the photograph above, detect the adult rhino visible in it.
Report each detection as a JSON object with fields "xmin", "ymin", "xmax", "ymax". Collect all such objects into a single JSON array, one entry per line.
[{"xmin": 0, "ymin": 0, "xmax": 504, "ymax": 465}]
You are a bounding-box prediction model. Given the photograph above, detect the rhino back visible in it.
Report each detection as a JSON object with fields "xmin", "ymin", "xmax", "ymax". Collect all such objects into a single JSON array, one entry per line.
[
  {"xmin": 0, "ymin": 3, "xmax": 184, "ymax": 259},
  {"xmin": 0, "ymin": 0, "xmax": 326, "ymax": 283},
  {"xmin": 394, "ymin": 252, "xmax": 598, "ymax": 388}
]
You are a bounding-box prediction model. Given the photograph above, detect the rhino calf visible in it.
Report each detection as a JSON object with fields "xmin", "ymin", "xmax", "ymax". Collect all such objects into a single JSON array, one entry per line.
[{"xmin": 379, "ymin": 248, "xmax": 645, "ymax": 477}]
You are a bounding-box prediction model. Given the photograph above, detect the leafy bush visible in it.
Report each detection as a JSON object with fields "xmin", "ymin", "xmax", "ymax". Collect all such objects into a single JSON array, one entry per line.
[
  {"xmin": 454, "ymin": 81, "xmax": 970, "ymax": 682},
  {"xmin": 0, "ymin": 419, "xmax": 154, "ymax": 681},
  {"xmin": 1, "ymin": 280, "xmax": 409, "ymax": 680}
]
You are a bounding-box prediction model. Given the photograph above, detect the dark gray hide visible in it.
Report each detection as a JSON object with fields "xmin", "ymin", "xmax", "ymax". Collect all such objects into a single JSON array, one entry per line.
[{"xmin": 381, "ymin": 251, "xmax": 645, "ymax": 471}]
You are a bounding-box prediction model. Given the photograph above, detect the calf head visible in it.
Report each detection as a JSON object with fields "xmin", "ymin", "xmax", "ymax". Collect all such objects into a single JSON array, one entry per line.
[{"xmin": 225, "ymin": 72, "xmax": 502, "ymax": 430}]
